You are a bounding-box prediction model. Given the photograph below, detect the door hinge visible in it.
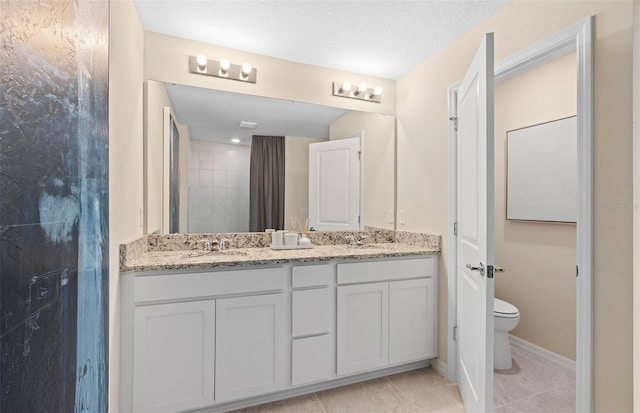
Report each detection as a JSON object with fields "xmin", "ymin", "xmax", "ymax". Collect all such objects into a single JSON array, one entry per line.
[
  {"xmin": 453, "ymin": 326, "xmax": 458, "ymax": 341},
  {"xmin": 487, "ymin": 265, "xmax": 494, "ymax": 279},
  {"xmin": 449, "ymin": 116, "xmax": 458, "ymax": 131},
  {"xmin": 453, "ymin": 221, "xmax": 457, "ymax": 236},
  {"xmin": 358, "ymin": 151, "xmax": 362, "ymax": 161},
  {"xmin": 358, "ymin": 215, "xmax": 361, "ymax": 224},
  {"xmin": 576, "ymin": 265, "xmax": 579, "ymax": 278}
]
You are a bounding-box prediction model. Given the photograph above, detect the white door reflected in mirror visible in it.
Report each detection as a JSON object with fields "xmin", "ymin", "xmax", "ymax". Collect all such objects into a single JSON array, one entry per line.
[{"xmin": 308, "ymin": 136, "xmax": 362, "ymax": 231}]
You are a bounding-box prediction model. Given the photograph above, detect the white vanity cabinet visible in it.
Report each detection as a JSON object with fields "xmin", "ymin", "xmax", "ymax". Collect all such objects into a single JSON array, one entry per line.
[
  {"xmin": 336, "ymin": 258, "xmax": 437, "ymax": 376},
  {"xmin": 121, "ymin": 254, "xmax": 437, "ymax": 413},
  {"xmin": 121, "ymin": 267, "xmax": 287, "ymax": 413},
  {"xmin": 337, "ymin": 282, "xmax": 390, "ymax": 375},
  {"xmin": 215, "ymin": 293, "xmax": 286, "ymax": 403},
  {"xmin": 133, "ymin": 300, "xmax": 215, "ymax": 413}
]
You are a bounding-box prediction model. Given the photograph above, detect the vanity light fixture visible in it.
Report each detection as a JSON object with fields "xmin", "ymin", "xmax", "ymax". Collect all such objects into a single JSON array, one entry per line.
[
  {"xmin": 332, "ymin": 80, "xmax": 382, "ymax": 103},
  {"xmin": 189, "ymin": 55, "xmax": 257, "ymax": 83}
]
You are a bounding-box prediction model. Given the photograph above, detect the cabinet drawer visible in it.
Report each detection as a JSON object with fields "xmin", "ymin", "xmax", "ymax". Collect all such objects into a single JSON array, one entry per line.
[
  {"xmin": 134, "ymin": 267, "xmax": 286, "ymax": 303},
  {"xmin": 292, "ymin": 264, "xmax": 333, "ymax": 289},
  {"xmin": 292, "ymin": 335, "xmax": 333, "ymax": 385},
  {"xmin": 292, "ymin": 288, "xmax": 331, "ymax": 337},
  {"xmin": 337, "ymin": 258, "xmax": 434, "ymax": 284}
]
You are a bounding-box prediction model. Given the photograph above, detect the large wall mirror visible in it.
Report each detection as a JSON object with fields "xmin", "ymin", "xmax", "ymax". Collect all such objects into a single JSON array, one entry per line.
[{"xmin": 145, "ymin": 80, "xmax": 395, "ymax": 235}]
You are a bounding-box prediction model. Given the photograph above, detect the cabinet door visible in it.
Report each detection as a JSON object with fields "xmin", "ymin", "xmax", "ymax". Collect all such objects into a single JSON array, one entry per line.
[
  {"xmin": 215, "ymin": 294, "xmax": 286, "ymax": 403},
  {"xmin": 389, "ymin": 278, "xmax": 435, "ymax": 364},
  {"xmin": 133, "ymin": 300, "xmax": 215, "ymax": 413},
  {"xmin": 337, "ymin": 282, "xmax": 389, "ymax": 375}
]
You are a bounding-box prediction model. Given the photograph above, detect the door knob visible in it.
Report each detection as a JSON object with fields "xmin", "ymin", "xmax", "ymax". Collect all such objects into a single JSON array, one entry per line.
[{"xmin": 465, "ymin": 263, "xmax": 485, "ymax": 277}]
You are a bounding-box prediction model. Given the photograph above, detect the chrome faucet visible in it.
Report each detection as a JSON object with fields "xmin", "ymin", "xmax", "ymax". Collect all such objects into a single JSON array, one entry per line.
[
  {"xmin": 346, "ymin": 235, "xmax": 368, "ymax": 248},
  {"xmin": 355, "ymin": 234, "xmax": 368, "ymax": 246},
  {"xmin": 219, "ymin": 239, "xmax": 230, "ymax": 250},
  {"xmin": 197, "ymin": 239, "xmax": 211, "ymax": 252}
]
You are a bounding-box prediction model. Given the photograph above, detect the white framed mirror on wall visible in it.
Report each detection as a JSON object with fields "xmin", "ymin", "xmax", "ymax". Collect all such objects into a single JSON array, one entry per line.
[{"xmin": 144, "ymin": 81, "xmax": 396, "ymax": 235}]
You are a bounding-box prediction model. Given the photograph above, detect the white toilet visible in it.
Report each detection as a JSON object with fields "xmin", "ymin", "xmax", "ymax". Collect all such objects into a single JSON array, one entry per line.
[{"xmin": 494, "ymin": 298, "xmax": 520, "ymax": 370}]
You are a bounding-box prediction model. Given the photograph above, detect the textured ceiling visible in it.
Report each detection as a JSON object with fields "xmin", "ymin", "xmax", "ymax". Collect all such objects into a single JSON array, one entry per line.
[
  {"xmin": 165, "ymin": 84, "xmax": 348, "ymax": 145},
  {"xmin": 134, "ymin": 0, "xmax": 510, "ymax": 79}
]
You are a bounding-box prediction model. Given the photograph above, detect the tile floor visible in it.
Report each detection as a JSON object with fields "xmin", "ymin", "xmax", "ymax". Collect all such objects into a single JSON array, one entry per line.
[
  {"xmin": 494, "ymin": 345, "xmax": 575, "ymax": 412},
  {"xmin": 232, "ymin": 368, "xmax": 464, "ymax": 413},
  {"xmin": 233, "ymin": 345, "xmax": 576, "ymax": 413}
]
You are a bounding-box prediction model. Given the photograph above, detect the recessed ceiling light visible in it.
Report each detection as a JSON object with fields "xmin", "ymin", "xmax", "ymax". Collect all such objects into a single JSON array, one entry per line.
[
  {"xmin": 239, "ymin": 121, "xmax": 257, "ymax": 129},
  {"xmin": 231, "ymin": 138, "xmax": 241, "ymax": 144}
]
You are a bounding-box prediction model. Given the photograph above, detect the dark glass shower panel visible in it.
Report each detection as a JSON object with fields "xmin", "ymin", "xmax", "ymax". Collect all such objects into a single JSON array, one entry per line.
[{"xmin": 0, "ymin": 1, "xmax": 109, "ymax": 412}]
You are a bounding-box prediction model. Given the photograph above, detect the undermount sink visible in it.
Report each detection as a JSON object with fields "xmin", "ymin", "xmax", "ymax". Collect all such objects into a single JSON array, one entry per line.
[
  {"xmin": 182, "ymin": 250, "xmax": 249, "ymax": 259},
  {"xmin": 347, "ymin": 244, "xmax": 388, "ymax": 250}
]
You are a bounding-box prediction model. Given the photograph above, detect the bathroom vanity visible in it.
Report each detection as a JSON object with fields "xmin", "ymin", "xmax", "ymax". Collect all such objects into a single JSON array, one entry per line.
[{"xmin": 119, "ymin": 234, "xmax": 440, "ymax": 413}]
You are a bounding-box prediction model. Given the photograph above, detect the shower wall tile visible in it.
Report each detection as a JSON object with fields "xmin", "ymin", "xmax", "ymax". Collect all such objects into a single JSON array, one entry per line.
[{"xmin": 189, "ymin": 144, "xmax": 250, "ymax": 233}]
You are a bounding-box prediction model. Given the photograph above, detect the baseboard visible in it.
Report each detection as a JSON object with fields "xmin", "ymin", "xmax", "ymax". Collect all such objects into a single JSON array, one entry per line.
[
  {"xmin": 431, "ymin": 357, "xmax": 447, "ymax": 378},
  {"xmin": 509, "ymin": 334, "xmax": 576, "ymax": 372}
]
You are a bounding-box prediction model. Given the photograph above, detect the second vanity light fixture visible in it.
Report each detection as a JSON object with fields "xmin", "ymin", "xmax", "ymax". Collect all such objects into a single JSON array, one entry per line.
[
  {"xmin": 332, "ymin": 81, "xmax": 382, "ymax": 103},
  {"xmin": 190, "ymin": 54, "xmax": 257, "ymax": 83}
]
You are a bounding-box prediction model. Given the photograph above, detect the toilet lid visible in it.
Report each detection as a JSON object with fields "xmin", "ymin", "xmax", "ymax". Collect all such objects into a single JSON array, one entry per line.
[{"xmin": 494, "ymin": 298, "xmax": 519, "ymax": 317}]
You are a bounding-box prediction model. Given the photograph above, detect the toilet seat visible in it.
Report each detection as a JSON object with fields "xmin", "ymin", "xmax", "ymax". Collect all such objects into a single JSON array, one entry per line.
[{"xmin": 494, "ymin": 298, "xmax": 519, "ymax": 319}]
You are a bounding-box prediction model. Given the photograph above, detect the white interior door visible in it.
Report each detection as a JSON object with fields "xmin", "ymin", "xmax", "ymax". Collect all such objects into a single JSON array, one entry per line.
[
  {"xmin": 456, "ymin": 33, "xmax": 495, "ymax": 413},
  {"xmin": 309, "ymin": 137, "xmax": 361, "ymax": 230}
]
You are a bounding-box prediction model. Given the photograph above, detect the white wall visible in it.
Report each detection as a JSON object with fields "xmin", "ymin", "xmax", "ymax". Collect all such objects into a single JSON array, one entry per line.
[
  {"xmin": 494, "ymin": 52, "xmax": 577, "ymax": 360},
  {"xmin": 188, "ymin": 141, "xmax": 250, "ymax": 233},
  {"xmin": 396, "ymin": 1, "xmax": 634, "ymax": 409},
  {"xmin": 108, "ymin": 0, "xmax": 144, "ymax": 410}
]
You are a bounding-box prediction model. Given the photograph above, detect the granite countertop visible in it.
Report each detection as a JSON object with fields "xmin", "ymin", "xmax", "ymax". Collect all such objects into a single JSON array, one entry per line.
[{"xmin": 121, "ymin": 242, "xmax": 439, "ymax": 273}]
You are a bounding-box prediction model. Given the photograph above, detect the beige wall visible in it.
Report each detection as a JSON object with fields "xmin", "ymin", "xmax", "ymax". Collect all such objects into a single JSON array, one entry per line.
[
  {"xmin": 633, "ymin": 0, "xmax": 640, "ymax": 409},
  {"xmin": 396, "ymin": 1, "xmax": 634, "ymax": 410},
  {"xmin": 144, "ymin": 80, "xmax": 171, "ymax": 234},
  {"xmin": 108, "ymin": 0, "xmax": 144, "ymax": 410},
  {"xmin": 284, "ymin": 137, "xmax": 325, "ymax": 231},
  {"xmin": 330, "ymin": 112, "xmax": 395, "ymax": 230},
  {"xmin": 495, "ymin": 53, "xmax": 577, "ymax": 360},
  {"xmin": 143, "ymin": 32, "xmax": 396, "ymax": 116}
]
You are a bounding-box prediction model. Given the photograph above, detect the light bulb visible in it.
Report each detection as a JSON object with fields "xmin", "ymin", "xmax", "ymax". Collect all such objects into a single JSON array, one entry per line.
[
  {"xmin": 196, "ymin": 54, "xmax": 207, "ymax": 71},
  {"xmin": 241, "ymin": 63, "xmax": 252, "ymax": 76},
  {"xmin": 355, "ymin": 83, "xmax": 367, "ymax": 96},
  {"xmin": 231, "ymin": 138, "xmax": 240, "ymax": 144},
  {"xmin": 340, "ymin": 81, "xmax": 351, "ymax": 94},
  {"xmin": 373, "ymin": 86, "xmax": 383, "ymax": 96},
  {"xmin": 219, "ymin": 59, "xmax": 230, "ymax": 75}
]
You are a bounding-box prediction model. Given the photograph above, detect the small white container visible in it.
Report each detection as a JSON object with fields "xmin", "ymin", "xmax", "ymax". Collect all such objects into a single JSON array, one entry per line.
[
  {"xmin": 271, "ymin": 231, "xmax": 284, "ymax": 246},
  {"xmin": 284, "ymin": 232, "xmax": 299, "ymax": 246}
]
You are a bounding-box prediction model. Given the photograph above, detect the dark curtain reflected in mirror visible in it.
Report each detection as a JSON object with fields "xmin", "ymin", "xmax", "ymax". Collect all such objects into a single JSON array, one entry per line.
[{"xmin": 249, "ymin": 136, "xmax": 285, "ymax": 231}]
